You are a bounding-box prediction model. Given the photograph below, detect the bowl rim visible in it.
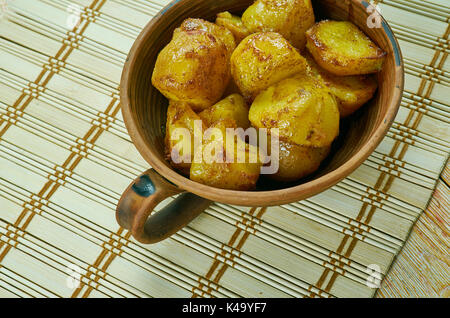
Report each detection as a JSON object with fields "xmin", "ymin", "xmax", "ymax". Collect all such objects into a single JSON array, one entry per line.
[{"xmin": 120, "ymin": 0, "xmax": 405, "ymax": 207}]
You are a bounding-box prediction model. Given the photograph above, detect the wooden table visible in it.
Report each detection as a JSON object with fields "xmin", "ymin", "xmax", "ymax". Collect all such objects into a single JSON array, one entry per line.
[{"xmin": 377, "ymin": 160, "xmax": 449, "ymax": 297}]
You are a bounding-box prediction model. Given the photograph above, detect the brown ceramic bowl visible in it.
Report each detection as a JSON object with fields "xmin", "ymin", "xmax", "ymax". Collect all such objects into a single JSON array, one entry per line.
[{"xmin": 117, "ymin": 0, "xmax": 404, "ymax": 244}]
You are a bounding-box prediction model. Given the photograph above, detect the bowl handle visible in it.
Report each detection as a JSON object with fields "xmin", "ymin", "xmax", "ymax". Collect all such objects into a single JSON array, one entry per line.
[{"xmin": 116, "ymin": 169, "xmax": 212, "ymax": 244}]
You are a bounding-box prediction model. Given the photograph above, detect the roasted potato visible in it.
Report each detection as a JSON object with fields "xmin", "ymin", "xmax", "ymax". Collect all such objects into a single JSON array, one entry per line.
[
  {"xmin": 165, "ymin": 101, "xmax": 204, "ymax": 176},
  {"xmin": 266, "ymin": 139, "xmax": 331, "ymax": 182},
  {"xmin": 152, "ymin": 19, "xmax": 236, "ymax": 112},
  {"xmin": 216, "ymin": 11, "xmax": 251, "ymax": 44},
  {"xmin": 242, "ymin": 0, "xmax": 315, "ymax": 49},
  {"xmin": 306, "ymin": 20, "xmax": 386, "ymax": 76},
  {"xmin": 231, "ymin": 32, "xmax": 308, "ymax": 102},
  {"xmin": 190, "ymin": 119, "xmax": 263, "ymax": 190},
  {"xmin": 305, "ymin": 53, "xmax": 378, "ymax": 117},
  {"xmin": 249, "ymin": 74, "xmax": 340, "ymax": 147},
  {"xmin": 199, "ymin": 94, "xmax": 250, "ymax": 129}
]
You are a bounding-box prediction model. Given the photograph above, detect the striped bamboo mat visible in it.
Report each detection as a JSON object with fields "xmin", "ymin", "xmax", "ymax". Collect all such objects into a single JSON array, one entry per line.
[{"xmin": 0, "ymin": 0, "xmax": 448, "ymax": 298}]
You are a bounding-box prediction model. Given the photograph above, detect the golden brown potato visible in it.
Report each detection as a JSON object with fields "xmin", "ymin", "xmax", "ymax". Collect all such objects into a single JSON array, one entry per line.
[
  {"xmin": 190, "ymin": 119, "xmax": 263, "ymax": 190},
  {"xmin": 267, "ymin": 140, "xmax": 331, "ymax": 182},
  {"xmin": 199, "ymin": 94, "xmax": 250, "ymax": 129},
  {"xmin": 231, "ymin": 32, "xmax": 307, "ymax": 102},
  {"xmin": 165, "ymin": 101, "xmax": 204, "ymax": 176},
  {"xmin": 249, "ymin": 74, "xmax": 340, "ymax": 147},
  {"xmin": 305, "ymin": 52, "xmax": 378, "ymax": 117},
  {"xmin": 216, "ymin": 11, "xmax": 251, "ymax": 44},
  {"xmin": 306, "ymin": 20, "xmax": 386, "ymax": 76},
  {"xmin": 152, "ymin": 19, "xmax": 236, "ymax": 112},
  {"xmin": 242, "ymin": 0, "xmax": 315, "ymax": 49}
]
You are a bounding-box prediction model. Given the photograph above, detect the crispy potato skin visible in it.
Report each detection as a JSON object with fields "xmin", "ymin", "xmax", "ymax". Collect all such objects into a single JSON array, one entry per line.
[
  {"xmin": 231, "ymin": 32, "xmax": 308, "ymax": 102},
  {"xmin": 165, "ymin": 101, "xmax": 204, "ymax": 176},
  {"xmin": 216, "ymin": 11, "xmax": 251, "ymax": 44},
  {"xmin": 249, "ymin": 74, "xmax": 340, "ymax": 147},
  {"xmin": 190, "ymin": 119, "xmax": 263, "ymax": 190},
  {"xmin": 306, "ymin": 20, "xmax": 386, "ymax": 76},
  {"xmin": 242, "ymin": 0, "xmax": 315, "ymax": 49},
  {"xmin": 199, "ymin": 94, "xmax": 250, "ymax": 129},
  {"xmin": 152, "ymin": 19, "xmax": 236, "ymax": 112},
  {"xmin": 305, "ymin": 53, "xmax": 378, "ymax": 117},
  {"xmin": 267, "ymin": 140, "xmax": 331, "ymax": 182}
]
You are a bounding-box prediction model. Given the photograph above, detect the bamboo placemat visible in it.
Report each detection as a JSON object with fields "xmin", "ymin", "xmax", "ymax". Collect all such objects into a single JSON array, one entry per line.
[
  {"xmin": 378, "ymin": 168, "xmax": 449, "ymax": 297},
  {"xmin": 0, "ymin": 0, "xmax": 448, "ymax": 298}
]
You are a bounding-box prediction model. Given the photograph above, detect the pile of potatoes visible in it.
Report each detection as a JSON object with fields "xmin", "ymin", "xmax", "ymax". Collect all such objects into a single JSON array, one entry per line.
[{"xmin": 152, "ymin": 0, "xmax": 386, "ymax": 190}]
